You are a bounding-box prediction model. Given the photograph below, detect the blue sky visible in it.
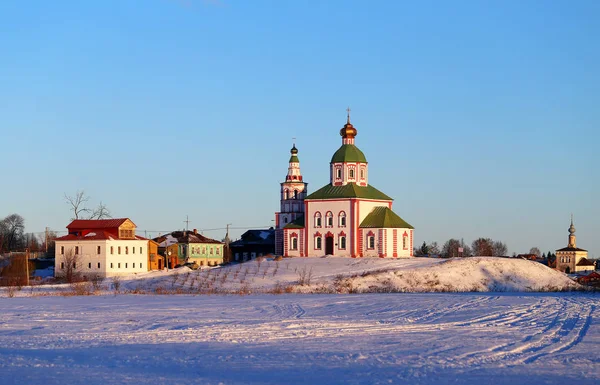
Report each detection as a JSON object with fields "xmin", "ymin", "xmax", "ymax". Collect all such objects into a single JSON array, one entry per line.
[{"xmin": 0, "ymin": 0, "xmax": 598, "ymax": 256}]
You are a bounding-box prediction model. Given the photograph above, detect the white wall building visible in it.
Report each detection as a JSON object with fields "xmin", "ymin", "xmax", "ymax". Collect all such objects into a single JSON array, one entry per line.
[
  {"xmin": 55, "ymin": 218, "xmax": 149, "ymax": 278},
  {"xmin": 276, "ymin": 111, "xmax": 414, "ymax": 258}
]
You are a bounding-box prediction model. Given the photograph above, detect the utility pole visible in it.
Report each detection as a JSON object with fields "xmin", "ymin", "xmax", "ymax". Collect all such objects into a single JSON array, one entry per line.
[
  {"xmin": 25, "ymin": 248, "xmax": 30, "ymax": 286},
  {"xmin": 184, "ymin": 215, "xmax": 191, "ymax": 232},
  {"xmin": 45, "ymin": 227, "xmax": 49, "ymax": 253}
]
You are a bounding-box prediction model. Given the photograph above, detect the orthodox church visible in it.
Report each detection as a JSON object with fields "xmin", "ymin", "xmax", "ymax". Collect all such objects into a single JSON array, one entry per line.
[
  {"xmin": 275, "ymin": 111, "xmax": 414, "ymax": 258},
  {"xmin": 555, "ymin": 216, "xmax": 593, "ymax": 274}
]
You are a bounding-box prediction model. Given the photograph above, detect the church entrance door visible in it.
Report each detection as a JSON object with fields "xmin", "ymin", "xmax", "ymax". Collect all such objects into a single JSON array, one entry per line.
[{"xmin": 325, "ymin": 236, "xmax": 334, "ymax": 255}]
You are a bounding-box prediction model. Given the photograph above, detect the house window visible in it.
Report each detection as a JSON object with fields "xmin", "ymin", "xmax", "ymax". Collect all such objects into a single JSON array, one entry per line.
[
  {"xmin": 315, "ymin": 212, "xmax": 322, "ymax": 228},
  {"xmin": 97, "ymin": 246, "xmax": 101, "ymax": 254},
  {"xmin": 110, "ymin": 263, "xmax": 113, "ymax": 268},
  {"xmin": 118, "ymin": 263, "xmax": 121, "ymax": 268},
  {"xmin": 132, "ymin": 247, "xmax": 135, "ymax": 254},
  {"xmin": 367, "ymin": 236, "xmax": 375, "ymax": 250},
  {"xmin": 339, "ymin": 236, "xmax": 346, "ymax": 250},
  {"xmin": 203, "ymin": 247, "xmax": 206, "ymax": 254},
  {"xmin": 88, "ymin": 263, "xmax": 91, "ymax": 269},
  {"xmin": 315, "ymin": 236, "xmax": 322, "ymax": 250},
  {"xmin": 140, "ymin": 263, "xmax": 143, "ymax": 269},
  {"xmin": 125, "ymin": 263, "xmax": 128, "ymax": 268},
  {"xmin": 60, "ymin": 246, "xmax": 64, "ymax": 255},
  {"xmin": 339, "ymin": 212, "xmax": 346, "ymax": 227},
  {"xmin": 349, "ymin": 169, "xmax": 355, "ymax": 178},
  {"xmin": 125, "ymin": 246, "xmax": 129, "ymax": 255},
  {"xmin": 140, "ymin": 247, "xmax": 142, "ymax": 254},
  {"xmin": 291, "ymin": 236, "xmax": 298, "ymax": 250},
  {"xmin": 118, "ymin": 246, "xmax": 121, "ymax": 254},
  {"xmin": 75, "ymin": 246, "xmax": 79, "ymax": 255},
  {"xmin": 210, "ymin": 247, "xmax": 213, "ymax": 255},
  {"xmin": 110, "ymin": 246, "xmax": 114, "ymax": 254},
  {"xmin": 216, "ymin": 248, "xmax": 220, "ymax": 255},
  {"xmin": 61, "ymin": 262, "xmax": 65, "ymax": 269},
  {"xmin": 326, "ymin": 212, "xmax": 333, "ymax": 227},
  {"xmin": 97, "ymin": 262, "xmax": 101, "ymax": 268},
  {"xmin": 133, "ymin": 263, "xmax": 135, "ymax": 268}
]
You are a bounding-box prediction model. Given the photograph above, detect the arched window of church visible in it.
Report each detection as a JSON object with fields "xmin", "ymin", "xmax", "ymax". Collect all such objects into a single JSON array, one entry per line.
[
  {"xmin": 284, "ymin": 189, "xmax": 289, "ymax": 200},
  {"xmin": 360, "ymin": 168, "xmax": 365, "ymax": 179},
  {"xmin": 403, "ymin": 235, "xmax": 408, "ymax": 249},
  {"xmin": 326, "ymin": 212, "xmax": 333, "ymax": 227},
  {"xmin": 291, "ymin": 236, "xmax": 298, "ymax": 250},
  {"xmin": 339, "ymin": 212, "xmax": 346, "ymax": 227},
  {"xmin": 294, "ymin": 190, "xmax": 298, "ymax": 199},
  {"xmin": 339, "ymin": 236, "xmax": 346, "ymax": 250},
  {"xmin": 367, "ymin": 235, "xmax": 375, "ymax": 250},
  {"xmin": 349, "ymin": 169, "xmax": 355, "ymax": 178},
  {"xmin": 284, "ymin": 217, "xmax": 288, "ymax": 223},
  {"xmin": 315, "ymin": 236, "xmax": 322, "ymax": 250},
  {"xmin": 315, "ymin": 212, "xmax": 322, "ymax": 228},
  {"xmin": 336, "ymin": 168, "xmax": 341, "ymax": 179}
]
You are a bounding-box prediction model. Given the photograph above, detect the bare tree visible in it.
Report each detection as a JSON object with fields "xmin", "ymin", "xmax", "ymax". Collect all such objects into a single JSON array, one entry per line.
[
  {"xmin": 529, "ymin": 247, "xmax": 541, "ymax": 258},
  {"xmin": 62, "ymin": 249, "xmax": 79, "ymax": 283},
  {"xmin": 492, "ymin": 241, "xmax": 508, "ymax": 257},
  {"xmin": 65, "ymin": 191, "xmax": 112, "ymax": 220},
  {"xmin": 0, "ymin": 214, "xmax": 25, "ymax": 252},
  {"xmin": 65, "ymin": 191, "xmax": 91, "ymax": 220},
  {"xmin": 90, "ymin": 201, "xmax": 112, "ymax": 220},
  {"xmin": 442, "ymin": 239, "xmax": 461, "ymax": 258},
  {"xmin": 472, "ymin": 238, "xmax": 494, "ymax": 256}
]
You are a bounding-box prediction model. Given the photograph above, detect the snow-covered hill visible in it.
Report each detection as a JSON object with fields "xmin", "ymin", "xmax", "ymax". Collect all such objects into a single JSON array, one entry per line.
[{"xmin": 117, "ymin": 256, "xmax": 580, "ymax": 294}]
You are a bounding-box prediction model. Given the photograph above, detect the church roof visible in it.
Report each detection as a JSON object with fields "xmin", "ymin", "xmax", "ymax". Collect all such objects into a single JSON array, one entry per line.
[
  {"xmin": 305, "ymin": 183, "xmax": 392, "ymax": 201},
  {"xmin": 359, "ymin": 206, "xmax": 414, "ymax": 229},
  {"xmin": 556, "ymin": 246, "xmax": 588, "ymax": 252},
  {"xmin": 284, "ymin": 216, "xmax": 305, "ymax": 229},
  {"xmin": 331, "ymin": 144, "xmax": 367, "ymax": 163},
  {"xmin": 576, "ymin": 257, "xmax": 594, "ymax": 266}
]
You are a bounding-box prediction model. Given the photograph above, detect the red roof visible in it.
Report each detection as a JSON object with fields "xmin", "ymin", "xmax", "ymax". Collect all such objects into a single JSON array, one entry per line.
[
  {"xmin": 55, "ymin": 231, "xmax": 148, "ymax": 242},
  {"xmin": 67, "ymin": 218, "xmax": 134, "ymax": 230}
]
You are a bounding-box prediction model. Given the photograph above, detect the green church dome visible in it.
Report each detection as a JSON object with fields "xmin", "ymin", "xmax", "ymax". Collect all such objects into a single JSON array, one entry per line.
[{"xmin": 330, "ymin": 144, "xmax": 367, "ymax": 163}]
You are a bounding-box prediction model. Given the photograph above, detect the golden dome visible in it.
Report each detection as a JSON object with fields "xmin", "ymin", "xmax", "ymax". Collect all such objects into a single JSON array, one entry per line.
[
  {"xmin": 340, "ymin": 107, "xmax": 357, "ymax": 138},
  {"xmin": 340, "ymin": 122, "xmax": 357, "ymax": 138}
]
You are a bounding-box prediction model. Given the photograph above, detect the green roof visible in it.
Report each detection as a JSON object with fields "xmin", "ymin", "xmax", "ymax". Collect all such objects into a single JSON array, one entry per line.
[
  {"xmin": 284, "ymin": 215, "xmax": 305, "ymax": 229},
  {"xmin": 289, "ymin": 155, "xmax": 299, "ymax": 163},
  {"xmin": 360, "ymin": 206, "xmax": 414, "ymax": 229},
  {"xmin": 305, "ymin": 183, "xmax": 392, "ymax": 201},
  {"xmin": 331, "ymin": 144, "xmax": 367, "ymax": 163}
]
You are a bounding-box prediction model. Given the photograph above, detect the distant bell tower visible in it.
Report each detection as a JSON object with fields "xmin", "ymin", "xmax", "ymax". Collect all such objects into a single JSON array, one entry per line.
[
  {"xmin": 568, "ymin": 214, "xmax": 577, "ymax": 248},
  {"xmin": 275, "ymin": 142, "xmax": 308, "ymax": 255}
]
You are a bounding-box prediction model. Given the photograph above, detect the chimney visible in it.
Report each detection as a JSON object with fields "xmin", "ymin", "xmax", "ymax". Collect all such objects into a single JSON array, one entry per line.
[{"xmin": 193, "ymin": 228, "xmax": 198, "ymax": 235}]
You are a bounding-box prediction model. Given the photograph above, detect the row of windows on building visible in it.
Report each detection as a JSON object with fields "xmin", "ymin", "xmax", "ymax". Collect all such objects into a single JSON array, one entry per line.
[
  {"xmin": 334, "ymin": 167, "xmax": 366, "ymax": 180},
  {"xmin": 60, "ymin": 245, "xmax": 144, "ymax": 256},
  {"xmin": 189, "ymin": 246, "xmax": 220, "ymax": 255},
  {"xmin": 290, "ymin": 234, "xmax": 408, "ymax": 251},
  {"xmin": 60, "ymin": 262, "xmax": 143, "ymax": 270},
  {"xmin": 560, "ymin": 256, "xmax": 572, "ymax": 263},
  {"xmin": 314, "ymin": 211, "xmax": 346, "ymax": 228}
]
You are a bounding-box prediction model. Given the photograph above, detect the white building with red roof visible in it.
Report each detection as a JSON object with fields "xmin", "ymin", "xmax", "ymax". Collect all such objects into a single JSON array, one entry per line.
[{"xmin": 54, "ymin": 218, "xmax": 149, "ymax": 279}]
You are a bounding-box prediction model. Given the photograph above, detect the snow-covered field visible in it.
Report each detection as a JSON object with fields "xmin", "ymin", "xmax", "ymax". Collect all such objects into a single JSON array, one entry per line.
[
  {"xmin": 1, "ymin": 257, "xmax": 596, "ymax": 384},
  {"xmin": 0, "ymin": 293, "xmax": 598, "ymax": 384}
]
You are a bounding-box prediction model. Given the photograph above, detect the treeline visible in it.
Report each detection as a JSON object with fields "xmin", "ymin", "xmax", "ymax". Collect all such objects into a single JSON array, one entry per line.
[
  {"xmin": 0, "ymin": 214, "xmax": 56, "ymax": 253},
  {"xmin": 415, "ymin": 237, "xmax": 509, "ymax": 258}
]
